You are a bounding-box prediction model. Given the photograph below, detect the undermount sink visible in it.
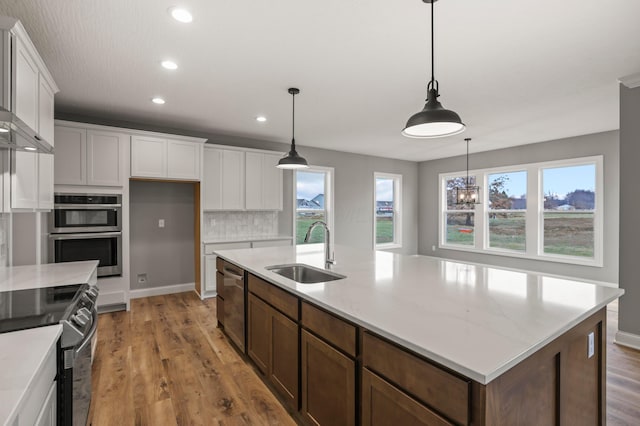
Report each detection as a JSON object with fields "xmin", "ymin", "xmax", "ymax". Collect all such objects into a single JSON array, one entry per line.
[{"xmin": 265, "ymin": 263, "xmax": 346, "ymax": 284}]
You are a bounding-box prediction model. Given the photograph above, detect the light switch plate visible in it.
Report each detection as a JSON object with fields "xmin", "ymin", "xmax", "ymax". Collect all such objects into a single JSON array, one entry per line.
[
  {"xmin": 588, "ymin": 332, "xmax": 595, "ymax": 358},
  {"xmin": 158, "ymin": 219, "xmax": 165, "ymax": 228}
]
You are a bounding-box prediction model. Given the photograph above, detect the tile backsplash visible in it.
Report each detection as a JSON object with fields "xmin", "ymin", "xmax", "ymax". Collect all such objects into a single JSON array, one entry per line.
[{"xmin": 203, "ymin": 211, "xmax": 279, "ymax": 240}]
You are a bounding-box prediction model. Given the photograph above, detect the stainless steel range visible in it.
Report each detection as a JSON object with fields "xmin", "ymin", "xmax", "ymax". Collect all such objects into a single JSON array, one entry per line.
[
  {"xmin": 0, "ymin": 283, "xmax": 100, "ymax": 426},
  {"xmin": 49, "ymin": 193, "xmax": 122, "ymax": 277}
]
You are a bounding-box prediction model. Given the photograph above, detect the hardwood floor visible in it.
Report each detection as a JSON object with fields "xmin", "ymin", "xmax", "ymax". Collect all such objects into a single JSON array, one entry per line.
[
  {"xmin": 88, "ymin": 293, "xmax": 640, "ymax": 425},
  {"xmin": 88, "ymin": 292, "xmax": 296, "ymax": 425}
]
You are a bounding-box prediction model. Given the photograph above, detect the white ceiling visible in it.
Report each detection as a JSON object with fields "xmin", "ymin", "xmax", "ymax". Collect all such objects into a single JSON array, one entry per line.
[{"xmin": 3, "ymin": 0, "xmax": 639, "ymax": 161}]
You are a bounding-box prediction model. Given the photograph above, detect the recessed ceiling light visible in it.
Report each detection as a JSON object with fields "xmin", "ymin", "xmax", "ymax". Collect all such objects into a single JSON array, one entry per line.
[
  {"xmin": 152, "ymin": 97, "xmax": 166, "ymax": 105},
  {"xmin": 161, "ymin": 60, "xmax": 178, "ymax": 70},
  {"xmin": 24, "ymin": 146, "xmax": 37, "ymax": 151},
  {"xmin": 169, "ymin": 7, "xmax": 193, "ymax": 23},
  {"xmin": 256, "ymin": 116, "xmax": 267, "ymax": 122}
]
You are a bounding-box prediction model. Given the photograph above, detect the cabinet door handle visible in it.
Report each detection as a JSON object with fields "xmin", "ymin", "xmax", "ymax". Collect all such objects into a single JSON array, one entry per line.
[{"xmin": 223, "ymin": 269, "xmax": 243, "ymax": 281}]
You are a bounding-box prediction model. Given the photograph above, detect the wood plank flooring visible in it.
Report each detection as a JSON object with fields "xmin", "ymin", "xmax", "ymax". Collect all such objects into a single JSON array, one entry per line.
[
  {"xmin": 88, "ymin": 292, "xmax": 640, "ymax": 425},
  {"xmin": 88, "ymin": 292, "xmax": 296, "ymax": 425}
]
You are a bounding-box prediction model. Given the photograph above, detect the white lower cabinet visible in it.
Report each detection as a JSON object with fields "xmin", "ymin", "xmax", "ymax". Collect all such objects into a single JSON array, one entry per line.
[
  {"xmin": 202, "ymin": 242, "xmax": 252, "ymax": 298},
  {"xmin": 34, "ymin": 381, "xmax": 56, "ymax": 426}
]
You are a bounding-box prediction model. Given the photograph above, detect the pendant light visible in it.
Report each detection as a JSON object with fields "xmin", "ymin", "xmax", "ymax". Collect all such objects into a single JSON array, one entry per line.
[
  {"xmin": 402, "ymin": 0, "xmax": 465, "ymax": 138},
  {"xmin": 455, "ymin": 138, "xmax": 480, "ymax": 204},
  {"xmin": 277, "ymin": 88, "xmax": 309, "ymax": 169}
]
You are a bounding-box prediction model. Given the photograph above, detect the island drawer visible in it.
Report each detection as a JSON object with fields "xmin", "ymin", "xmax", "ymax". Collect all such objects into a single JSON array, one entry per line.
[
  {"xmin": 362, "ymin": 332, "xmax": 471, "ymax": 426},
  {"xmin": 301, "ymin": 301, "xmax": 357, "ymax": 357},
  {"xmin": 248, "ymin": 274, "xmax": 299, "ymax": 320}
]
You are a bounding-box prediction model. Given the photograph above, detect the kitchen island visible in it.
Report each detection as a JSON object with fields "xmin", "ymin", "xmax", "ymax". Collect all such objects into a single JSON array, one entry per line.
[{"xmin": 215, "ymin": 244, "xmax": 623, "ymax": 425}]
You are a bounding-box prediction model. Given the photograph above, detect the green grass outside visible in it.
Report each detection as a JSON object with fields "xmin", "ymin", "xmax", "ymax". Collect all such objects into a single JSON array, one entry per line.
[
  {"xmin": 296, "ymin": 215, "xmax": 395, "ymax": 245},
  {"xmin": 376, "ymin": 217, "xmax": 394, "ymax": 244},
  {"xmin": 445, "ymin": 213, "xmax": 594, "ymax": 257}
]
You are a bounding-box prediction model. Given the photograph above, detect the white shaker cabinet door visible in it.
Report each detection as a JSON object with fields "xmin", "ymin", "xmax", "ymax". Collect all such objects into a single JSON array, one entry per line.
[
  {"xmin": 262, "ymin": 153, "xmax": 283, "ymax": 210},
  {"xmin": 34, "ymin": 381, "xmax": 56, "ymax": 426},
  {"xmin": 131, "ymin": 136, "xmax": 167, "ymax": 178},
  {"xmin": 87, "ymin": 130, "xmax": 125, "ymax": 186},
  {"xmin": 37, "ymin": 153, "xmax": 54, "ymax": 210},
  {"xmin": 245, "ymin": 151, "xmax": 263, "ymax": 210},
  {"xmin": 167, "ymin": 139, "xmax": 200, "ymax": 180},
  {"xmin": 11, "ymin": 150, "xmax": 38, "ymax": 209},
  {"xmin": 221, "ymin": 149, "xmax": 245, "ymax": 210},
  {"xmin": 14, "ymin": 35, "xmax": 39, "ymax": 132},
  {"xmin": 38, "ymin": 75, "xmax": 55, "ymax": 146},
  {"xmin": 203, "ymin": 147, "xmax": 223, "ymax": 210},
  {"xmin": 53, "ymin": 126, "xmax": 86, "ymax": 185}
]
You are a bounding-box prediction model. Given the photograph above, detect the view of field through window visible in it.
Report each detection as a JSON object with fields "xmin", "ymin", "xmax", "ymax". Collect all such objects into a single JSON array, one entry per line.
[
  {"xmin": 543, "ymin": 164, "xmax": 595, "ymax": 257},
  {"xmin": 445, "ymin": 176, "xmax": 476, "ymax": 246},
  {"xmin": 375, "ymin": 177, "xmax": 395, "ymax": 245},
  {"xmin": 296, "ymin": 171, "xmax": 327, "ymax": 244},
  {"xmin": 488, "ymin": 171, "xmax": 527, "ymax": 251}
]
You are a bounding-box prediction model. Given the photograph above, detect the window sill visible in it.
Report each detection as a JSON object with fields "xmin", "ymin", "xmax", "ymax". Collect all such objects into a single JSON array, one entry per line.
[
  {"xmin": 438, "ymin": 244, "xmax": 603, "ymax": 268},
  {"xmin": 376, "ymin": 243, "xmax": 402, "ymax": 250}
]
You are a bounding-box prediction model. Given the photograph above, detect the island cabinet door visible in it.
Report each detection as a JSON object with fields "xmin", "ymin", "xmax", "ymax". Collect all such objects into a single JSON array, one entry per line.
[
  {"xmin": 247, "ymin": 293, "xmax": 270, "ymax": 374},
  {"xmin": 362, "ymin": 368, "xmax": 453, "ymax": 426},
  {"xmin": 270, "ymin": 309, "xmax": 299, "ymax": 411},
  {"xmin": 301, "ymin": 329, "xmax": 355, "ymax": 426}
]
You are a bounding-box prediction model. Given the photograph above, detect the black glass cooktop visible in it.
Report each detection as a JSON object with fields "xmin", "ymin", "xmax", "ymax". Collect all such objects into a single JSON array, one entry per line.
[{"xmin": 0, "ymin": 284, "xmax": 86, "ymax": 333}]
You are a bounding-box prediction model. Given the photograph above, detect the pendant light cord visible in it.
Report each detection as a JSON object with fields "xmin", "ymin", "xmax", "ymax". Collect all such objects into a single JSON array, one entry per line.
[
  {"xmin": 291, "ymin": 91, "xmax": 296, "ymax": 149},
  {"xmin": 465, "ymin": 138, "xmax": 471, "ymax": 186},
  {"xmin": 431, "ymin": 0, "xmax": 435, "ymax": 87}
]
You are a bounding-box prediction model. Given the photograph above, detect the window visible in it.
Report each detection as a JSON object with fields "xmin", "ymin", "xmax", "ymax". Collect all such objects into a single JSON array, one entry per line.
[
  {"xmin": 294, "ymin": 167, "xmax": 334, "ymax": 245},
  {"xmin": 374, "ymin": 173, "xmax": 402, "ymax": 249},
  {"xmin": 439, "ymin": 156, "xmax": 603, "ymax": 266},
  {"xmin": 487, "ymin": 171, "xmax": 527, "ymax": 252},
  {"xmin": 443, "ymin": 175, "xmax": 477, "ymax": 246}
]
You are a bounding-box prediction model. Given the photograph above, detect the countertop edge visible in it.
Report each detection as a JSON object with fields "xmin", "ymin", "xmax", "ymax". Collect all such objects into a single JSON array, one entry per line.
[
  {"xmin": 216, "ymin": 252, "xmax": 624, "ymax": 385},
  {"xmin": 1, "ymin": 325, "xmax": 62, "ymax": 426}
]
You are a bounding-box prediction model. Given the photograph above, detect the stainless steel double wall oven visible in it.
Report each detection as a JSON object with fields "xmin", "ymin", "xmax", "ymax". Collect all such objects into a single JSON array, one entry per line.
[{"xmin": 49, "ymin": 194, "xmax": 122, "ymax": 277}]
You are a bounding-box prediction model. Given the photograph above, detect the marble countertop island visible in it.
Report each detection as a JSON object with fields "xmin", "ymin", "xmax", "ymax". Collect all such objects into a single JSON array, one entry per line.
[{"xmin": 215, "ymin": 244, "xmax": 624, "ymax": 384}]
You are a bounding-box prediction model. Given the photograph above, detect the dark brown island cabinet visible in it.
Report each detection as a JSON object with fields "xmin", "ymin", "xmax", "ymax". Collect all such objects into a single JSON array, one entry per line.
[{"xmin": 216, "ymin": 260, "xmax": 607, "ymax": 426}]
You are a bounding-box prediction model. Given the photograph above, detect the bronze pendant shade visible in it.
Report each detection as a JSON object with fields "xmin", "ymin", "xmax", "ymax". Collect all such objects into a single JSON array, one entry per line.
[{"xmin": 277, "ymin": 88, "xmax": 309, "ymax": 169}]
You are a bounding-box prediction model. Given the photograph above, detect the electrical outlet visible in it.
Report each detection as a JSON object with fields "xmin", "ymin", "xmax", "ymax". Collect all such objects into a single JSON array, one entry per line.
[
  {"xmin": 431, "ymin": 245, "xmax": 436, "ymax": 251},
  {"xmin": 137, "ymin": 273, "xmax": 148, "ymax": 285},
  {"xmin": 158, "ymin": 219, "xmax": 165, "ymax": 228},
  {"xmin": 588, "ymin": 332, "xmax": 595, "ymax": 358}
]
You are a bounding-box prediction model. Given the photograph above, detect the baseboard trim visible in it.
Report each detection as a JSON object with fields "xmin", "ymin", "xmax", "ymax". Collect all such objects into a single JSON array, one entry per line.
[
  {"xmin": 614, "ymin": 330, "xmax": 640, "ymax": 351},
  {"xmin": 130, "ymin": 282, "xmax": 195, "ymax": 299}
]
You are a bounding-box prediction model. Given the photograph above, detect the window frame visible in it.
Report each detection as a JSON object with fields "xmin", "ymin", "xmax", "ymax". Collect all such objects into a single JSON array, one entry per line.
[
  {"xmin": 293, "ymin": 166, "xmax": 335, "ymax": 246},
  {"xmin": 438, "ymin": 156, "xmax": 603, "ymax": 267},
  {"xmin": 373, "ymin": 172, "xmax": 403, "ymax": 250}
]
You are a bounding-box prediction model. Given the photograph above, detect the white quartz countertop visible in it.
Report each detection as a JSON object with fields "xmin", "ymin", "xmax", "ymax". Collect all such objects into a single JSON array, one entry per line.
[
  {"xmin": 0, "ymin": 261, "xmax": 99, "ymax": 292},
  {"xmin": 0, "ymin": 325, "xmax": 62, "ymax": 426},
  {"xmin": 215, "ymin": 244, "xmax": 624, "ymax": 384},
  {"xmin": 203, "ymin": 236, "xmax": 293, "ymax": 245}
]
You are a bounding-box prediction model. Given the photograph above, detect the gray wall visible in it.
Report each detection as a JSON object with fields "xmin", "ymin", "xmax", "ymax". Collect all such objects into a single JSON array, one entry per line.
[
  {"xmin": 418, "ymin": 130, "xmax": 619, "ymax": 283},
  {"xmin": 619, "ymin": 84, "xmax": 640, "ymax": 335},
  {"xmin": 130, "ymin": 181, "xmax": 195, "ymax": 290}
]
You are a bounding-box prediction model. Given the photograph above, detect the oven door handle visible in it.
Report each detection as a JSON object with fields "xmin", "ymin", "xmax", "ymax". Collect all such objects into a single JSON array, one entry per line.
[
  {"xmin": 50, "ymin": 232, "xmax": 122, "ymax": 240},
  {"xmin": 54, "ymin": 204, "xmax": 122, "ymax": 209},
  {"xmin": 75, "ymin": 309, "xmax": 98, "ymax": 356}
]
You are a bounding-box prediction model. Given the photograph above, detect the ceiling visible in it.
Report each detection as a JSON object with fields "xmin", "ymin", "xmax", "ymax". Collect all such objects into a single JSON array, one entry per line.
[{"xmin": 3, "ymin": 0, "xmax": 639, "ymax": 161}]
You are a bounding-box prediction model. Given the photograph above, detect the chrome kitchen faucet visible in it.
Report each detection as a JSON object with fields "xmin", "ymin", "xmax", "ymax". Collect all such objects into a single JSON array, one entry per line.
[{"xmin": 303, "ymin": 221, "xmax": 335, "ymax": 269}]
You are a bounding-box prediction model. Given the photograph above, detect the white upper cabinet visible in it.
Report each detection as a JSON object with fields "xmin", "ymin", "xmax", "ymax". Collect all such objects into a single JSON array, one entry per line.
[
  {"xmin": 53, "ymin": 126, "xmax": 86, "ymax": 185},
  {"xmin": 203, "ymin": 146, "xmax": 282, "ymax": 211},
  {"xmin": 245, "ymin": 152, "xmax": 283, "ymax": 210},
  {"xmin": 86, "ymin": 130, "xmax": 125, "ymax": 186},
  {"xmin": 131, "ymin": 136, "xmax": 166, "ymax": 178},
  {"xmin": 0, "ymin": 18, "xmax": 59, "ymax": 147},
  {"xmin": 38, "ymin": 76, "xmax": 55, "ymax": 147},
  {"xmin": 203, "ymin": 147, "xmax": 245, "ymax": 210},
  {"xmin": 167, "ymin": 140, "xmax": 200, "ymax": 180},
  {"xmin": 10, "ymin": 151, "xmax": 52, "ymax": 210},
  {"xmin": 131, "ymin": 136, "xmax": 202, "ymax": 180},
  {"xmin": 14, "ymin": 35, "xmax": 39, "ymax": 132},
  {"xmin": 54, "ymin": 125, "xmax": 126, "ymax": 187}
]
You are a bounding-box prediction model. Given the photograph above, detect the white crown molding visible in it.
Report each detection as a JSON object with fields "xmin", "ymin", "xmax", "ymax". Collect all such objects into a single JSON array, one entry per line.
[
  {"xmin": 614, "ymin": 330, "xmax": 640, "ymax": 351},
  {"xmin": 619, "ymin": 72, "xmax": 640, "ymax": 89}
]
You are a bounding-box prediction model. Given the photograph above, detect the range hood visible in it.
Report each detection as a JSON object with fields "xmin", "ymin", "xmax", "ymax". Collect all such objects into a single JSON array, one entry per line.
[{"xmin": 0, "ymin": 107, "xmax": 54, "ymax": 154}]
